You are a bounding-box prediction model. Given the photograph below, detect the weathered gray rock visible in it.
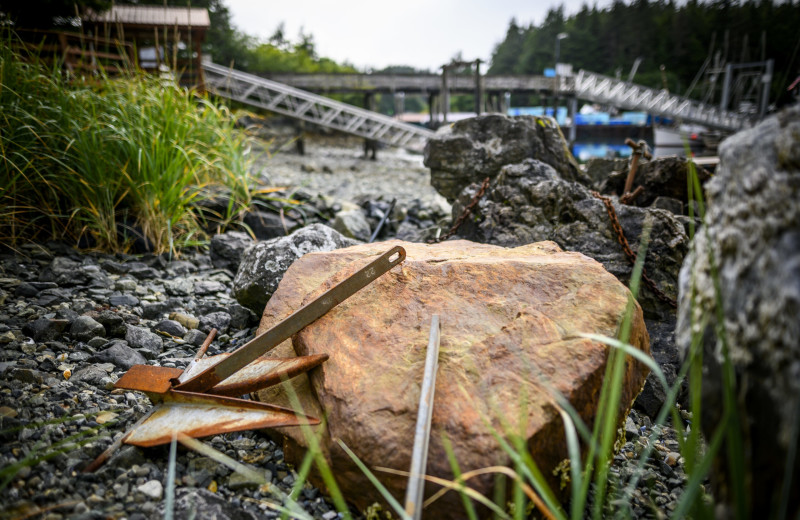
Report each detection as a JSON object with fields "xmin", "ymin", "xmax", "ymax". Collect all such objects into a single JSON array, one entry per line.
[
  {"xmin": 124, "ymin": 325, "xmax": 163, "ymax": 359},
  {"xmin": 23, "ymin": 318, "xmax": 69, "ymax": 343},
  {"xmin": 164, "ymin": 278, "xmax": 193, "ymax": 296},
  {"xmin": 183, "ymin": 329, "xmax": 207, "ymax": 346},
  {"xmin": 70, "ymin": 316, "xmax": 106, "ymax": 343},
  {"xmin": 423, "ymin": 114, "xmax": 587, "ymax": 201},
  {"xmin": 109, "ymin": 293, "xmax": 139, "ymax": 307},
  {"xmin": 35, "ymin": 288, "xmax": 71, "ymax": 307},
  {"xmin": 194, "ymin": 280, "xmax": 226, "ymax": 296},
  {"xmin": 39, "ymin": 256, "xmax": 88, "ymax": 286},
  {"xmin": 676, "ymin": 105, "xmax": 800, "ymax": 517},
  {"xmin": 71, "ymin": 363, "xmax": 115, "ymax": 386},
  {"xmin": 199, "ymin": 311, "xmax": 231, "ymax": 335},
  {"xmin": 651, "ymin": 196, "xmax": 684, "ymax": 215},
  {"xmin": 228, "ymin": 303, "xmax": 256, "ymax": 330},
  {"xmin": 136, "ymin": 479, "xmax": 163, "ymax": 500},
  {"xmin": 89, "ymin": 310, "xmax": 128, "ymax": 337},
  {"xmin": 153, "ymin": 319, "xmax": 187, "ymax": 338},
  {"xmin": 242, "ymin": 210, "xmax": 298, "ymax": 241},
  {"xmin": 232, "ymin": 223, "xmax": 358, "ymax": 314},
  {"xmin": 332, "ymin": 209, "xmax": 371, "ymax": 241},
  {"xmin": 584, "ymin": 157, "xmax": 629, "ymax": 186},
  {"xmin": 163, "ymin": 488, "xmax": 258, "ymax": 520},
  {"xmin": 209, "ymin": 231, "xmax": 255, "ymax": 272},
  {"xmin": 165, "ymin": 260, "xmax": 196, "ymax": 276},
  {"xmin": 91, "ymin": 342, "xmax": 146, "ymax": 370}
]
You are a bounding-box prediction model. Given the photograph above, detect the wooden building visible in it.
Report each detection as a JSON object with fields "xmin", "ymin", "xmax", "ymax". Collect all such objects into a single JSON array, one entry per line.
[{"xmin": 82, "ymin": 5, "xmax": 210, "ymax": 89}]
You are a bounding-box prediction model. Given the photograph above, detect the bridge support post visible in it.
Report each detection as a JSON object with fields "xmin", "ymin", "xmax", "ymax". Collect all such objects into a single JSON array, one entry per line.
[
  {"xmin": 721, "ymin": 63, "xmax": 733, "ymax": 111},
  {"xmin": 759, "ymin": 59, "xmax": 773, "ymax": 119},
  {"xmin": 363, "ymin": 93, "xmax": 378, "ymax": 160},
  {"xmin": 441, "ymin": 66, "xmax": 450, "ymax": 124},
  {"xmin": 568, "ymin": 96, "xmax": 577, "ymax": 145},
  {"xmin": 428, "ymin": 93, "xmax": 437, "ymax": 128},
  {"xmin": 394, "ymin": 91, "xmax": 405, "ymax": 118},
  {"xmin": 474, "ymin": 59, "xmax": 483, "ymax": 115}
]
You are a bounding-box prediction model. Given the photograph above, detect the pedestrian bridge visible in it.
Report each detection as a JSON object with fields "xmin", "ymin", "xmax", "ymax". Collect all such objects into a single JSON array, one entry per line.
[
  {"xmin": 202, "ymin": 62, "xmax": 434, "ymax": 153},
  {"xmin": 202, "ymin": 61, "xmax": 750, "ymax": 152}
]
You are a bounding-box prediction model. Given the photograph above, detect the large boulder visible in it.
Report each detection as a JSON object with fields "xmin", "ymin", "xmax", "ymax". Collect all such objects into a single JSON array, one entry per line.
[
  {"xmin": 256, "ymin": 240, "xmax": 650, "ymax": 518},
  {"xmin": 676, "ymin": 105, "xmax": 800, "ymax": 517},
  {"xmin": 423, "ymin": 114, "xmax": 588, "ymax": 201},
  {"xmin": 231, "ymin": 224, "xmax": 358, "ymax": 314},
  {"xmin": 450, "ymin": 159, "xmax": 691, "ymax": 417}
]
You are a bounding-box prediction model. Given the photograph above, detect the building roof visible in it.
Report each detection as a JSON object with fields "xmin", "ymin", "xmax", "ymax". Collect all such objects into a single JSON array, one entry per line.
[{"xmin": 85, "ymin": 5, "xmax": 210, "ymax": 28}]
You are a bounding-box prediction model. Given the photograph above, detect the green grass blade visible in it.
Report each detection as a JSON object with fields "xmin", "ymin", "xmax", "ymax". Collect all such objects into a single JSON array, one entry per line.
[
  {"xmin": 557, "ymin": 408, "xmax": 583, "ymax": 520},
  {"xmin": 280, "ymin": 378, "xmax": 352, "ymax": 520},
  {"xmin": 337, "ymin": 439, "xmax": 411, "ymax": 520},
  {"xmin": 441, "ymin": 435, "xmax": 479, "ymax": 520}
]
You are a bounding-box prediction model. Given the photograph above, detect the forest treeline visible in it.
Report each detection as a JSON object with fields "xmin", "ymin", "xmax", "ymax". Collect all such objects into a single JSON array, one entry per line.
[{"xmin": 489, "ymin": 0, "xmax": 800, "ymax": 106}]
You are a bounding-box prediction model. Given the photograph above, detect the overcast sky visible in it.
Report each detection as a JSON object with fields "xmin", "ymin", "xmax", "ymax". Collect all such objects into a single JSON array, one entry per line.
[{"xmin": 225, "ymin": 0, "xmax": 612, "ymax": 72}]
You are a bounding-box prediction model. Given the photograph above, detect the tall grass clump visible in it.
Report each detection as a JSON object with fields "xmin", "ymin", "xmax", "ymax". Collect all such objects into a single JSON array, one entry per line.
[{"xmin": 0, "ymin": 33, "xmax": 255, "ymax": 254}]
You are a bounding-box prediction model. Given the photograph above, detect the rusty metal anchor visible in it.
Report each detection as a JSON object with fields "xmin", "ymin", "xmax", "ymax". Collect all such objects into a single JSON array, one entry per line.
[{"xmin": 86, "ymin": 245, "xmax": 406, "ymax": 470}]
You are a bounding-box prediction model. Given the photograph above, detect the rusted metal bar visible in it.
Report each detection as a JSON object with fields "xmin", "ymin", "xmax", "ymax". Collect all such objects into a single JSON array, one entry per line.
[
  {"xmin": 369, "ymin": 198, "xmax": 396, "ymax": 243},
  {"xmin": 195, "ymin": 328, "xmax": 215, "ymax": 360},
  {"xmin": 175, "ymin": 245, "xmax": 406, "ymax": 393},
  {"xmin": 404, "ymin": 315, "xmax": 441, "ymax": 520},
  {"xmin": 622, "ymin": 138, "xmax": 652, "ymax": 197},
  {"xmin": 176, "ymin": 328, "xmax": 217, "ymax": 384}
]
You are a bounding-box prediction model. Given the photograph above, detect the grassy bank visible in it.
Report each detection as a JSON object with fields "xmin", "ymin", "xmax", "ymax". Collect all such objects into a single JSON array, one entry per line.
[{"xmin": 0, "ymin": 36, "xmax": 255, "ymax": 255}]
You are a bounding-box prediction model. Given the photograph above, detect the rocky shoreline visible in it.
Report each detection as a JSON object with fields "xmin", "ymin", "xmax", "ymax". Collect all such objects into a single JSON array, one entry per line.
[{"xmin": 0, "ymin": 134, "xmax": 694, "ymax": 519}]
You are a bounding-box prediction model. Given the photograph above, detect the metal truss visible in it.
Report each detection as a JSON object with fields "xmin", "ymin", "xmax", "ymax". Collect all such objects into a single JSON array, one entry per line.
[
  {"xmin": 203, "ymin": 62, "xmax": 434, "ymax": 153},
  {"xmin": 573, "ymin": 70, "xmax": 751, "ymax": 131}
]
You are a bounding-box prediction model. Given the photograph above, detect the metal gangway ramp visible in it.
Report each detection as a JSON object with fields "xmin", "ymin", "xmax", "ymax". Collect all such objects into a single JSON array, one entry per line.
[
  {"xmin": 202, "ymin": 62, "xmax": 434, "ymax": 153},
  {"xmin": 573, "ymin": 69, "xmax": 750, "ymax": 131}
]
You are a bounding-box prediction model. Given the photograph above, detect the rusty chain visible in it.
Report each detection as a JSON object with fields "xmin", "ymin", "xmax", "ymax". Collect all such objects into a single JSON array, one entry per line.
[
  {"xmin": 429, "ymin": 177, "xmax": 491, "ymax": 243},
  {"xmin": 591, "ymin": 191, "xmax": 677, "ymax": 308}
]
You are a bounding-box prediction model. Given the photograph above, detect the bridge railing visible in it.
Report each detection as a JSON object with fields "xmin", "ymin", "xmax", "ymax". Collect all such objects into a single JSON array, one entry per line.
[
  {"xmin": 571, "ymin": 70, "xmax": 750, "ymax": 131},
  {"xmin": 202, "ymin": 62, "xmax": 434, "ymax": 153}
]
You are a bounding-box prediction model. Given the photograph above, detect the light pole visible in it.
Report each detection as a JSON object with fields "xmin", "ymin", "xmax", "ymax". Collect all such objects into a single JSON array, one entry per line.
[{"xmin": 554, "ymin": 32, "xmax": 568, "ymax": 70}]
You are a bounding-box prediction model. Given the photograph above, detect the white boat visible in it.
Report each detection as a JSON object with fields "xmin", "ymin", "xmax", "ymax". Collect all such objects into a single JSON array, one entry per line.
[{"xmin": 653, "ymin": 124, "xmax": 706, "ymax": 157}]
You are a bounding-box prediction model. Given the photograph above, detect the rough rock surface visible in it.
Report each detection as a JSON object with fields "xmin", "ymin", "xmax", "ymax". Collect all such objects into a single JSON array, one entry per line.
[
  {"xmin": 209, "ymin": 231, "xmax": 255, "ymax": 272},
  {"xmin": 256, "ymin": 240, "xmax": 650, "ymax": 518},
  {"xmin": 232, "ymin": 224, "xmax": 358, "ymax": 314},
  {"xmin": 585, "ymin": 157, "xmax": 628, "ymax": 186},
  {"xmin": 243, "ymin": 210, "xmax": 298, "ymax": 241},
  {"xmin": 332, "ymin": 209, "xmax": 371, "ymax": 242},
  {"xmin": 676, "ymin": 105, "xmax": 800, "ymax": 517},
  {"xmin": 423, "ymin": 114, "xmax": 588, "ymax": 201}
]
